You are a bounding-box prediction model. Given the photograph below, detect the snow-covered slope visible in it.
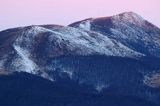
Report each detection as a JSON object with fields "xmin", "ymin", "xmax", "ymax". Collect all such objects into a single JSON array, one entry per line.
[
  {"xmin": 69, "ymin": 12, "xmax": 160, "ymax": 57},
  {"xmin": 0, "ymin": 25, "xmax": 143, "ymax": 57},
  {"xmin": 0, "ymin": 24, "xmax": 144, "ymax": 79}
]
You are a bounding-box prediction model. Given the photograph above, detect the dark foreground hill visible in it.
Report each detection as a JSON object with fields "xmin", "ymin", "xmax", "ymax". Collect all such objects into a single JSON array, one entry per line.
[{"xmin": 0, "ymin": 72, "xmax": 157, "ymax": 106}]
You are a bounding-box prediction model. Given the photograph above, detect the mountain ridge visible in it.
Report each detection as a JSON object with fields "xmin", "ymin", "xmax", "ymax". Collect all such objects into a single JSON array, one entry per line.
[
  {"xmin": 69, "ymin": 12, "xmax": 160, "ymax": 29},
  {"xmin": 69, "ymin": 12, "xmax": 160, "ymax": 57}
]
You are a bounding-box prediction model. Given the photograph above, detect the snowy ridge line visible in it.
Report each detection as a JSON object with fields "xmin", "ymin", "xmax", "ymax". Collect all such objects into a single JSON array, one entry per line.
[{"xmin": 38, "ymin": 25, "xmax": 144, "ymax": 57}]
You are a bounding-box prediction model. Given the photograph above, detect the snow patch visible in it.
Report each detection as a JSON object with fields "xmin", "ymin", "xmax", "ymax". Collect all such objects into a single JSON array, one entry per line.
[
  {"xmin": 143, "ymin": 72, "xmax": 160, "ymax": 88},
  {"xmin": 0, "ymin": 60, "xmax": 4, "ymax": 70},
  {"xmin": 0, "ymin": 55, "xmax": 8, "ymax": 70},
  {"xmin": 27, "ymin": 26, "xmax": 47, "ymax": 35},
  {"xmin": 79, "ymin": 20, "xmax": 91, "ymax": 31},
  {"xmin": 95, "ymin": 84, "xmax": 108, "ymax": 92}
]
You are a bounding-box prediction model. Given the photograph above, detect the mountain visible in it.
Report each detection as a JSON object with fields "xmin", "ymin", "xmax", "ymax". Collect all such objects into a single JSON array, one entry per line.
[{"xmin": 0, "ymin": 12, "xmax": 160, "ymax": 106}]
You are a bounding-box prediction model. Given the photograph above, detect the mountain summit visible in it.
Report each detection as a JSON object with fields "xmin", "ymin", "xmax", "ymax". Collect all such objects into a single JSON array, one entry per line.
[
  {"xmin": 69, "ymin": 12, "xmax": 160, "ymax": 57},
  {"xmin": 112, "ymin": 12, "xmax": 145, "ymax": 25},
  {"xmin": 69, "ymin": 12, "xmax": 158, "ymax": 29}
]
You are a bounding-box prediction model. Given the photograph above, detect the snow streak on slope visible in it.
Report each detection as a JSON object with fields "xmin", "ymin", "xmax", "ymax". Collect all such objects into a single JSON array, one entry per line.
[{"xmin": 13, "ymin": 45, "xmax": 37, "ymax": 73}]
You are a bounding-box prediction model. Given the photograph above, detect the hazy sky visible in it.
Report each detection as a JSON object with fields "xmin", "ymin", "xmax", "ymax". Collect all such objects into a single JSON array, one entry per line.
[{"xmin": 0, "ymin": 0, "xmax": 160, "ymax": 30}]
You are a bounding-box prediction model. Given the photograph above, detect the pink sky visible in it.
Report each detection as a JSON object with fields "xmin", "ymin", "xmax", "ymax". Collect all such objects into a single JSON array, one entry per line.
[{"xmin": 0, "ymin": 0, "xmax": 160, "ymax": 30}]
